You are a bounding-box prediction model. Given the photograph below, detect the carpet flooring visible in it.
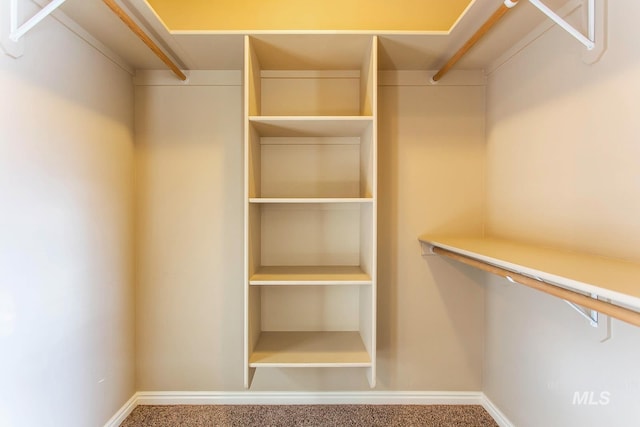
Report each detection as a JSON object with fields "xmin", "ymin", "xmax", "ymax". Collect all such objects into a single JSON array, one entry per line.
[{"xmin": 120, "ymin": 404, "xmax": 499, "ymax": 426}]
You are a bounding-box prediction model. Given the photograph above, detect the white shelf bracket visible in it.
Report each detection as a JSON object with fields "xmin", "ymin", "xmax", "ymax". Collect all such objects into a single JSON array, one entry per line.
[
  {"xmin": 419, "ymin": 241, "xmax": 436, "ymax": 256},
  {"xmin": 528, "ymin": 0, "xmax": 606, "ymax": 64},
  {"xmin": 1, "ymin": 0, "xmax": 67, "ymax": 58},
  {"xmin": 564, "ymin": 293, "xmax": 599, "ymax": 327}
]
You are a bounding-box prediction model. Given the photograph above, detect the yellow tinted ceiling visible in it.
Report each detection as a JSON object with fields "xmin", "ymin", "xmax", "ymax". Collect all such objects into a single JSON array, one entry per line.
[{"xmin": 146, "ymin": 0, "xmax": 475, "ymax": 32}]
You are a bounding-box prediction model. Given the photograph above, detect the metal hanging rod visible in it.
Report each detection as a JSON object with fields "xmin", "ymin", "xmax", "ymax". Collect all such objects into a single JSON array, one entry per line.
[
  {"xmin": 101, "ymin": 0, "xmax": 186, "ymax": 81},
  {"xmin": 432, "ymin": 0, "xmax": 598, "ymax": 82},
  {"xmin": 431, "ymin": 246, "xmax": 640, "ymax": 328}
]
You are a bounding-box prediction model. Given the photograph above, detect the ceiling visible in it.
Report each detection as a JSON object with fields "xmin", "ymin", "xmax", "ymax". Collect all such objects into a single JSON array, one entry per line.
[
  {"xmin": 144, "ymin": 0, "xmax": 473, "ymax": 32},
  {"xmin": 50, "ymin": 0, "xmax": 577, "ymax": 72}
]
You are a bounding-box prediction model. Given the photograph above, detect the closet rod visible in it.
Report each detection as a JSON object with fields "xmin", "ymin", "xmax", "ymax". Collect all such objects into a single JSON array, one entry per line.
[
  {"xmin": 432, "ymin": 0, "xmax": 519, "ymax": 82},
  {"xmin": 432, "ymin": 246, "xmax": 640, "ymax": 328},
  {"xmin": 101, "ymin": 0, "xmax": 186, "ymax": 81}
]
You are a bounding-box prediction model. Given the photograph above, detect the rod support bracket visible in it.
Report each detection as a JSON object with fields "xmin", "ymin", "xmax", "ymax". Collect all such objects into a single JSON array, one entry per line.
[
  {"xmin": 1, "ymin": 0, "xmax": 24, "ymax": 57},
  {"xmin": 528, "ymin": 0, "xmax": 606, "ymax": 64},
  {"xmin": 581, "ymin": 0, "xmax": 606, "ymax": 64},
  {"xmin": 2, "ymin": 0, "xmax": 68, "ymax": 58},
  {"xmin": 419, "ymin": 240, "xmax": 437, "ymax": 256},
  {"xmin": 565, "ymin": 293, "xmax": 599, "ymax": 327}
]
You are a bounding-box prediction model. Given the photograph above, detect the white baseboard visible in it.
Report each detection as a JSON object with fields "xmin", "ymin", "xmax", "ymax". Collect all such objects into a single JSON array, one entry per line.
[
  {"xmin": 106, "ymin": 390, "xmax": 511, "ymax": 426},
  {"xmin": 134, "ymin": 390, "xmax": 484, "ymax": 406},
  {"xmin": 103, "ymin": 394, "xmax": 138, "ymax": 427},
  {"xmin": 480, "ymin": 394, "xmax": 514, "ymax": 427}
]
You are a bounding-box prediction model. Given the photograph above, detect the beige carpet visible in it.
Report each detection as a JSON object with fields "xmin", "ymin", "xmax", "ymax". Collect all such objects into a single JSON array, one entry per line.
[{"xmin": 120, "ymin": 404, "xmax": 498, "ymax": 426}]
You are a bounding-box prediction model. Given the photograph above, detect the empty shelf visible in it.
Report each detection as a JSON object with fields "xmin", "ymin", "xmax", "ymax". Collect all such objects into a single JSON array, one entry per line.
[
  {"xmin": 249, "ymin": 331, "xmax": 371, "ymax": 367},
  {"xmin": 250, "ymin": 266, "xmax": 372, "ymax": 285},
  {"xmin": 249, "ymin": 116, "xmax": 373, "ymax": 137},
  {"xmin": 250, "ymin": 198, "xmax": 373, "ymax": 204}
]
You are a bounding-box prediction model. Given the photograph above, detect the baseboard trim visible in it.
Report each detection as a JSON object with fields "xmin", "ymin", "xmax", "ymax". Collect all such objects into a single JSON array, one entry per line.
[
  {"xmin": 103, "ymin": 394, "xmax": 138, "ymax": 427},
  {"xmin": 134, "ymin": 390, "xmax": 484, "ymax": 406},
  {"xmin": 480, "ymin": 394, "xmax": 514, "ymax": 427},
  {"xmin": 105, "ymin": 390, "xmax": 511, "ymax": 426}
]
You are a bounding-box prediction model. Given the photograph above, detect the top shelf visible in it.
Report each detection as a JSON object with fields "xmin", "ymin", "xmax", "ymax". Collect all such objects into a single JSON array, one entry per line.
[
  {"xmin": 246, "ymin": 36, "xmax": 377, "ymax": 117},
  {"xmin": 418, "ymin": 235, "xmax": 640, "ymax": 311}
]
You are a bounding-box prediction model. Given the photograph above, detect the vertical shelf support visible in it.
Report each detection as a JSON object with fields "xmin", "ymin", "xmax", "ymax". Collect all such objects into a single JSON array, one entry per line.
[{"xmin": 2, "ymin": 0, "xmax": 68, "ymax": 58}]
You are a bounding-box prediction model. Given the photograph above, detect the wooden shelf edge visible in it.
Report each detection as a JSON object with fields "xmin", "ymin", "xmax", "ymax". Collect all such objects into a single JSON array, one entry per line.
[
  {"xmin": 249, "ymin": 198, "xmax": 374, "ymax": 204},
  {"xmin": 249, "ymin": 362, "xmax": 372, "ymax": 368},
  {"xmin": 249, "ymin": 115, "xmax": 374, "ymax": 121},
  {"xmin": 250, "ymin": 280, "xmax": 372, "ymax": 286},
  {"xmin": 249, "ymin": 331, "xmax": 371, "ymax": 366},
  {"xmin": 248, "ymin": 116, "xmax": 374, "ymax": 137},
  {"xmin": 250, "ymin": 265, "xmax": 372, "ymax": 285}
]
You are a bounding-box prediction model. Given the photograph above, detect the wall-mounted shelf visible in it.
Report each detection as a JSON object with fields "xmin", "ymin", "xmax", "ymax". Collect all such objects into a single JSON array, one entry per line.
[
  {"xmin": 432, "ymin": 0, "xmax": 605, "ymax": 82},
  {"xmin": 249, "ymin": 331, "xmax": 371, "ymax": 368},
  {"xmin": 250, "ymin": 265, "xmax": 372, "ymax": 285},
  {"xmin": 249, "ymin": 198, "xmax": 373, "ymax": 204},
  {"xmin": 249, "ymin": 117, "xmax": 373, "ymax": 136},
  {"xmin": 418, "ymin": 235, "xmax": 640, "ymax": 327}
]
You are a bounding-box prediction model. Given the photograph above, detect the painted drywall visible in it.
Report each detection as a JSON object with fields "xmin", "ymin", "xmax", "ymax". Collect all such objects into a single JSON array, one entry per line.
[
  {"xmin": 134, "ymin": 73, "xmax": 245, "ymax": 390},
  {"xmin": 377, "ymin": 75, "xmax": 486, "ymax": 390},
  {"xmin": 484, "ymin": 3, "xmax": 640, "ymax": 426},
  {"xmin": 134, "ymin": 70, "xmax": 486, "ymax": 391},
  {"xmin": 0, "ymin": 5, "xmax": 135, "ymax": 427}
]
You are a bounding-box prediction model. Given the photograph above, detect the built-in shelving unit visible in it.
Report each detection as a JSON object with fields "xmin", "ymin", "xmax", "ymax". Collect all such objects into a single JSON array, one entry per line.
[
  {"xmin": 419, "ymin": 235, "xmax": 640, "ymax": 327},
  {"xmin": 244, "ymin": 35, "xmax": 377, "ymax": 388}
]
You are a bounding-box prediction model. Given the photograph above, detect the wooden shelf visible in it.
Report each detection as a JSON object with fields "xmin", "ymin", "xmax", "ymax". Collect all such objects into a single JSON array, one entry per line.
[
  {"xmin": 250, "ymin": 266, "xmax": 372, "ymax": 285},
  {"xmin": 249, "ymin": 116, "xmax": 373, "ymax": 137},
  {"xmin": 249, "ymin": 331, "xmax": 371, "ymax": 367},
  {"xmin": 249, "ymin": 198, "xmax": 373, "ymax": 204},
  {"xmin": 418, "ymin": 235, "xmax": 640, "ymax": 312}
]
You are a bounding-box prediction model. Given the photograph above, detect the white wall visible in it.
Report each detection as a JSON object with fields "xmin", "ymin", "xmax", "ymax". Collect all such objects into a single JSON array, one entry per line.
[
  {"xmin": 134, "ymin": 72, "xmax": 245, "ymax": 390},
  {"xmin": 134, "ymin": 70, "xmax": 487, "ymax": 391},
  {"xmin": 0, "ymin": 6, "xmax": 135, "ymax": 427},
  {"xmin": 377, "ymin": 73, "xmax": 486, "ymax": 390},
  {"xmin": 484, "ymin": 3, "xmax": 640, "ymax": 426}
]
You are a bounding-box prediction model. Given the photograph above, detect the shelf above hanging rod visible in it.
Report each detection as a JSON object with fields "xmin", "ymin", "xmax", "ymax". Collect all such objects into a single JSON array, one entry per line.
[
  {"xmin": 432, "ymin": 0, "xmax": 601, "ymax": 82},
  {"xmin": 2, "ymin": 0, "xmax": 187, "ymax": 80},
  {"xmin": 418, "ymin": 235, "xmax": 640, "ymax": 328},
  {"xmin": 2, "ymin": 0, "xmax": 68, "ymax": 57},
  {"xmin": 101, "ymin": 0, "xmax": 186, "ymax": 81}
]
